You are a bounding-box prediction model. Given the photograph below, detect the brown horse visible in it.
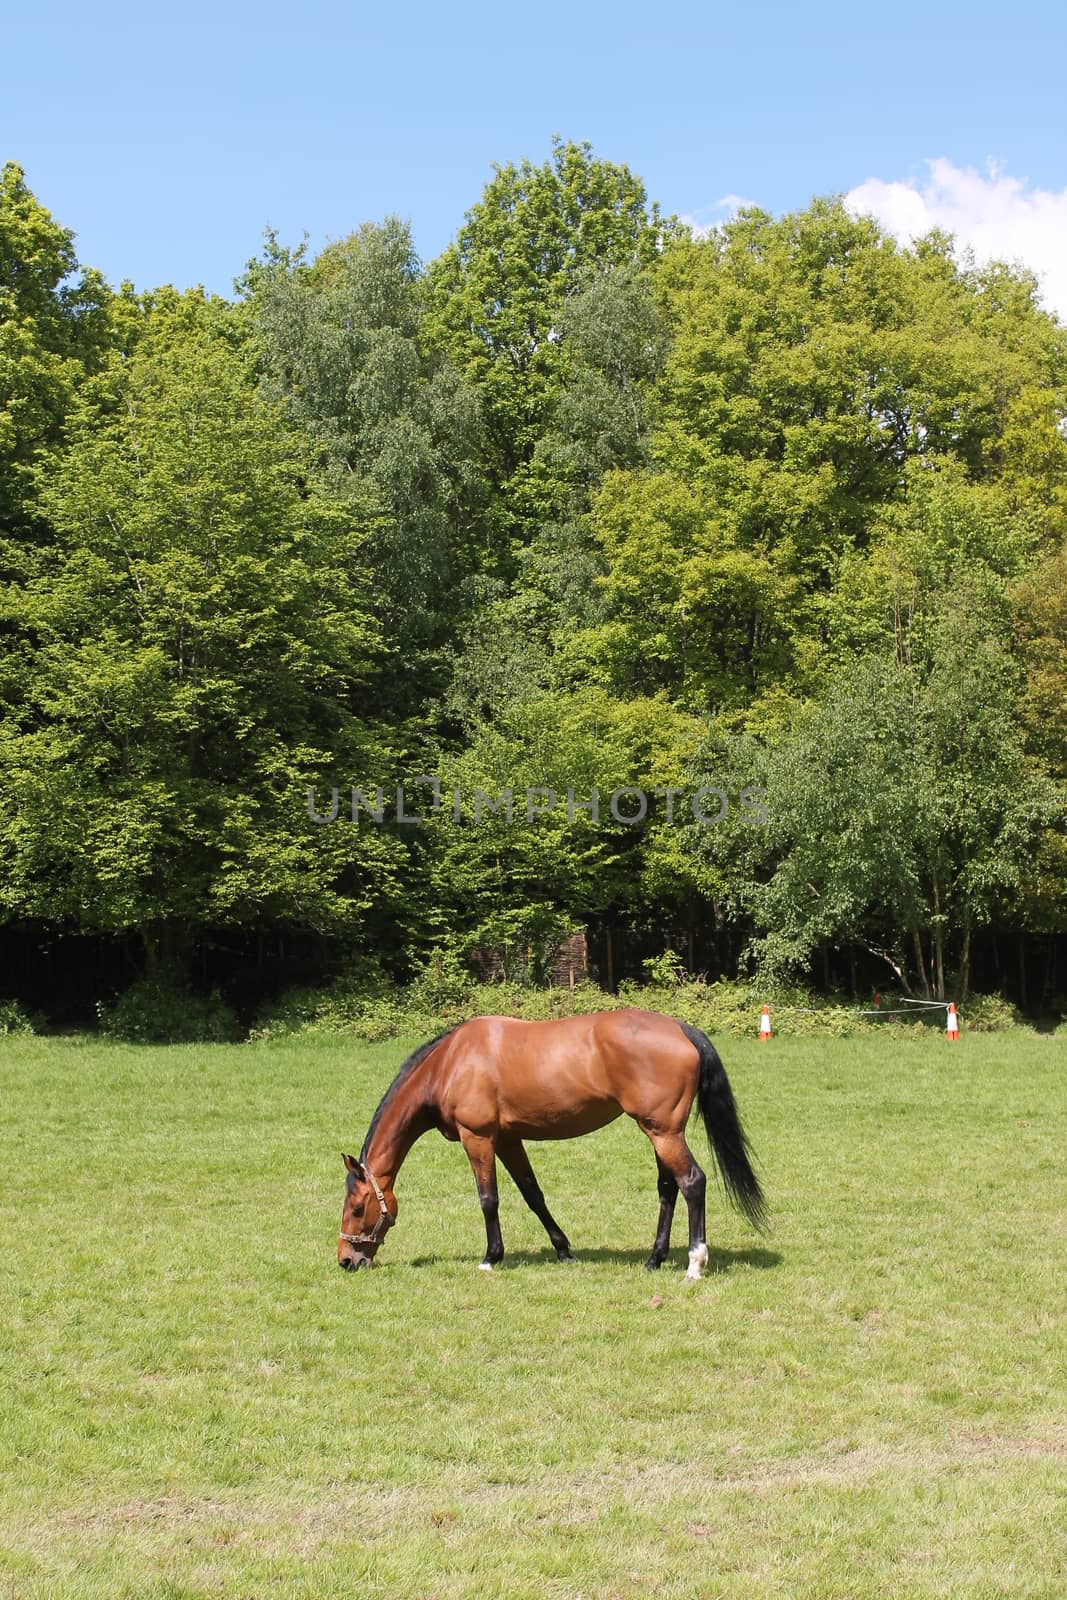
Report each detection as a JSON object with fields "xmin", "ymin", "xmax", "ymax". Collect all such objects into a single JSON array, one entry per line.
[{"xmin": 337, "ymin": 1009, "xmax": 766, "ymax": 1278}]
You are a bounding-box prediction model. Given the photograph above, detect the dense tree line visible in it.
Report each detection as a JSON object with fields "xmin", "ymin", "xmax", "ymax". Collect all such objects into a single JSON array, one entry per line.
[{"xmin": 1, "ymin": 142, "xmax": 1065, "ymax": 1018}]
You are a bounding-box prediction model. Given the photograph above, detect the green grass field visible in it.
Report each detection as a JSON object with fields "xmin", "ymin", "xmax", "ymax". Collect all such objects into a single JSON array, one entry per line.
[{"xmin": 1, "ymin": 1028, "xmax": 1064, "ymax": 1599}]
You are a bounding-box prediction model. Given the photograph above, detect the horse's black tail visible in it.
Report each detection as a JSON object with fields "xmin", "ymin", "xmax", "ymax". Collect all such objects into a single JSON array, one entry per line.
[{"xmin": 680, "ymin": 1022, "xmax": 768, "ymax": 1233}]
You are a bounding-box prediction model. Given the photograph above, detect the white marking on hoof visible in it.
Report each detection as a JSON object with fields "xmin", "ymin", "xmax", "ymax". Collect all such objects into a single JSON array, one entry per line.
[
  {"xmin": 478, "ymin": 1261, "xmax": 494, "ymax": 1272},
  {"xmin": 685, "ymin": 1243, "xmax": 709, "ymax": 1281}
]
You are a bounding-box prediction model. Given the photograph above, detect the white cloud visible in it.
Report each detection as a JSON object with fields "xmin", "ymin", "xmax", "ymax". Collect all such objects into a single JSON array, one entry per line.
[
  {"xmin": 845, "ymin": 159, "xmax": 1067, "ymax": 323},
  {"xmin": 678, "ymin": 193, "xmax": 758, "ymax": 240}
]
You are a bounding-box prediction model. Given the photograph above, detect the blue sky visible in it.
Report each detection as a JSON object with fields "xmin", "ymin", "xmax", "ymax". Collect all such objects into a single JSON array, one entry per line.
[{"xmin": 6, "ymin": 0, "xmax": 1067, "ymax": 309}]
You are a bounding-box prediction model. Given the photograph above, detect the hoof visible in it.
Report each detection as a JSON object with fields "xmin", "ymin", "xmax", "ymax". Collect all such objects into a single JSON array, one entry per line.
[
  {"xmin": 685, "ymin": 1242, "xmax": 709, "ymax": 1282},
  {"xmin": 478, "ymin": 1261, "xmax": 495, "ymax": 1273},
  {"xmin": 644, "ymin": 1258, "xmax": 662, "ymax": 1272},
  {"xmin": 557, "ymin": 1252, "xmax": 576, "ymax": 1264}
]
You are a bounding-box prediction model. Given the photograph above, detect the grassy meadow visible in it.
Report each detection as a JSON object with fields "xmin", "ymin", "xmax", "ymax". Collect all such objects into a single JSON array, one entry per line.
[{"xmin": 0, "ymin": 1027, "xmax": 1064, "ymax": 1599}]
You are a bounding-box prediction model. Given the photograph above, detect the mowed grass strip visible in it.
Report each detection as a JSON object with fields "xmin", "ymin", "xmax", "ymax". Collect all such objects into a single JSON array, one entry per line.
[{"xmin": 1, "ymin": 1029, "xmax": 1064, "ymax": 1599}]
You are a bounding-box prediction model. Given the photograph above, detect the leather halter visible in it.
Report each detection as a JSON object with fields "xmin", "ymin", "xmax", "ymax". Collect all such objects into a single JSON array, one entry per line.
[{"xmin": 338, "ymin": 1164, "xmax": 394, "ymax": 1249}]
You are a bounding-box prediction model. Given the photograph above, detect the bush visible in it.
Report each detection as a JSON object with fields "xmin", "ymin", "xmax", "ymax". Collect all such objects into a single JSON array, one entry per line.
[
  {"xmin": 97, "ymin": 976, "xmax": 240, "ymax": 1044},
  {"xmin": 0, "ymin": 998, "xmax": 38, "ymax": 1035},
  {"xmin": 251, "ymin": 972, "xmax": 854, "ymax": 1043},
  {"xmin": 641, "ymin": 949, "xmax": 688, "ymax": 987},
  {"xmin": 251, "ymin": 971, "xmax": 617, "ymax": 1042},
  {"xmin": 466, "ymin": 979, "xmax": 626, "ymax": 1023},
  {"xmin": 617, "ymin": 978, "xmax": 885, "ymax": 1038},
  {"xmin": 251, "ymin": 977, "xmax": 402, "ymax": 1041},
  {"xmin": 406, "ymin": 948, "xmax": 476, "ymax": 1015},
  {"xmin": 961, "ymin": 992, "xmax": 1022, "ymax": 1033},
  {"xmin": 247, "ymin": 968, "xmax": 1031, "ymax": 1046}
]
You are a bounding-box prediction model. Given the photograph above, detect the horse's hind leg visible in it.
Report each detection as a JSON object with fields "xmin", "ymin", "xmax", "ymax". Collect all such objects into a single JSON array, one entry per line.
[
  {"xmin": 640, "ymin": 1129, "xmax": 708, "ymax": 1281},
  {"xmin": 645, "ymin": 1155, "xmax": 679, "ymax": 1271},
  {"xmin": 497, "ymin": 1139, "xmax": 574, "ymax": 1262},
  {"xmin": 459, "ymin": 1130, "xmax": 504, "ymax": 1271}
]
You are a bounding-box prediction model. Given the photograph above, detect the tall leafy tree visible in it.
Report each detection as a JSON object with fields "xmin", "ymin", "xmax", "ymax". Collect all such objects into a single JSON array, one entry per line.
[
  {"xmin": 512, "ymin": 262, "xmax": 669, "ymax": 635},
  {"xmin": 689, "ymin": 608, "xmax": 1055, "ymax": 997},
  {"xmin": 0, "ymin": 163, "xmax": 111, "ymax": 552},
  {"xmin": 426, "ymin": 139, "xmax": 667, "ymax": 562},
  {"xmin": 420, "ymin": 680, "xmax": 702, "ymax": 977},
  {"xmin": 1011, "ymin": 544, "xmax": 1067, "ymax": 936},
  {"xmin": 586, "ymin": 200, "xmax": 1067, "ymax": 715},
  {"xmin": 0, "ymin": 289, "xmax": 403, "ymax": 962},
  {"xmin": 242, "ymin": 219, "xmax": 483, "ymax": 682}
]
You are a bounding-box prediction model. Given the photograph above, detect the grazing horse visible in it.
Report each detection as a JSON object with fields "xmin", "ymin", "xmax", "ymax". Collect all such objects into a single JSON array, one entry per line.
[{"xmin": 338, "ymin": 1009, "xmax": 766, "ymax": 1278}]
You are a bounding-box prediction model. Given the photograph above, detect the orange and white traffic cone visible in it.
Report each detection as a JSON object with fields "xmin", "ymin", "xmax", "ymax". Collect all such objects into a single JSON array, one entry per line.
[
  {"xmin": 759, "ymin": 1004, "xmax": 772, "ymax": 1043},
  {"xmin": 945, "ymin": 1002, "xmax": 959, "ymax": 1041}
]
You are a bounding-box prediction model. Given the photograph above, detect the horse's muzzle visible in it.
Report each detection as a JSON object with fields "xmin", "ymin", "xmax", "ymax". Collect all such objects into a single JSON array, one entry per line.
[{"xmin": 339, "ymin": 1253, "xmax": 371, "ymax": 1271}]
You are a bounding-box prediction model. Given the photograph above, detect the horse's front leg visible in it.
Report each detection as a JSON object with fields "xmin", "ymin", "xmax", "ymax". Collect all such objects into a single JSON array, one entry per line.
[
  {"xmin": 497, "ymin": 1137, "xmax": 574, "ymax": 1262},
  {"xmin": 459, "ymin": 1130, "xmax": 504, "ymax": 1270}
]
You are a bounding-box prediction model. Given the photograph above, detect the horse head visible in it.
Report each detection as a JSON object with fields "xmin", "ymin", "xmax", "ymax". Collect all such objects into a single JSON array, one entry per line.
[{"xmin": 337, "ymin": 1153, "xmax": 397, "ymax": 1271}]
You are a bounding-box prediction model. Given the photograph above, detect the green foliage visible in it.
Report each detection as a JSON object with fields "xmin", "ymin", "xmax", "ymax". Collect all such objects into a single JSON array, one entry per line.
[
  {"xmin": 1011, "ymin": 545, "xmax": 1067, "ymax": 934},
  {"xmin": 586, "ymin": 198, "xmax": 1067, "ymax": 711},
  {"xmin": 247, "ymin": 970, "xmax": 1003, "ymax": 1045},
  {"xmin": 0, "ymin": 997, "xmax": 37, "ymax": 1034},
  {"xmin": 243, "ymin": 219, "xmax": 484, "ymax": 668},
  {"xmin": 690, "ymin": 603, "xmax": 1058, "ymax": 996},
  {"xmin": 961, "ymin": 992, "xmax": 1022, "ymax": 1032},
  {"xmin": 0, "ymin": 163, "xmax": 112, "ymax": 556},
  {"xmin": 585, "ymin": 469, "xmax": 800, "ymax": 706},
  {"xmin": 418, "ymin": 680, "xmax": 710, "ymax": 969},
  {"xmin": 1, "ymin": 159, "xmax": 1065, "ymax": 1017},
  {"xmin": 426, "ymin": 138, "xmax": 668, "ymax": 561},
  {"xmin": 404, "ymin": 944, "xmax": 476, "ymax": 1014},
  {"xmin": 618, "ymin": 977, "xmax": 895, "ymax": 1038},
  {"xmin": 96, "ymin": 974, "xmax": 240, "ymax": 1043},
  {"xmin": 1, "ymin": 287, "xmax": 399, "ymax": 943},
  {"xmin": 641, "ymin": 948, "xmax": 687, "ymax": 985},
  {"xmin": 549, "ymin": 264, "xmax": 668, "ymax": 476}
]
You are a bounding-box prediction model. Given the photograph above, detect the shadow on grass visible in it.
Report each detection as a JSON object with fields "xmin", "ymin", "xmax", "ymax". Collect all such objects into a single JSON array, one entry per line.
[{"xmin": 408, "ymin": 1245, "xmax": 783, "ymax": 1272}]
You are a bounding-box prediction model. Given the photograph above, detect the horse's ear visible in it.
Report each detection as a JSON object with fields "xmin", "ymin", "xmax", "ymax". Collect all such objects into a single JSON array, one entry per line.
[{"xmin": 343, "ymin": 1153, "xmax": 364, "ymax": 1176}]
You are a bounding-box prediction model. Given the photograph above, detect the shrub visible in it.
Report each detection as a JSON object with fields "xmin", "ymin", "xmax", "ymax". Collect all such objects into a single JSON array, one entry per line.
[
  {"xmin": 251, "ymin": 978, "xmax": 403, "ymax": 1041},
  {"xmin": 247, "ymin": 970, "xmax": 1030, "ymax": 1046},
  {"xmin": 0, "ymin": 998, "xmax": 38, "ymax": 1035},
  {"xmin": 406, "ymin": 948, "xmax": 475, "ymax": 1015},
  {"xmin": 961, "ymin": 992, "xmax": 1022, "ymax": 1033},
  {"xmin": 97, "ymin": 976, "xmax": 240, "ymax": 1044},
  {"xmin": 641, "ymin": 950, "xmax": 688, "ymax": 987}
]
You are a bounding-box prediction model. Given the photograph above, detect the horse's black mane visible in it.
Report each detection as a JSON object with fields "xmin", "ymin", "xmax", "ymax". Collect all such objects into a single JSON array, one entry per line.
[{"xmin": 360, "ymin": 1026, "xmax": 459, "ymax": 1160}]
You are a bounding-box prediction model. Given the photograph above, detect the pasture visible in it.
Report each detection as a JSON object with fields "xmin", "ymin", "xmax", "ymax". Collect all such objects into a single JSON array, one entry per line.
[{"xmin": 1, "ymin": 1028, "xmax": 1064, "ymax": 1599}]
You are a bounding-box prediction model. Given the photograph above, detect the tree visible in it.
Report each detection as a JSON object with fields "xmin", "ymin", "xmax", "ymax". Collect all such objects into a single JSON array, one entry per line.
[
  {"xmin": 426, "ymin": 139, "xmax": 667, "ymax": 560},
  {"xmin": 1011, "ymin": 544, "xmax": 1067, "ymax": 935},
  {"xmin": 0, "ymin": 163, "xmax": 111, "ymax": 551},
  {"xmin": 242, "ymin": 219, "xmax": 484, "ymax": 678},
  {"xmin": 507, "ymin": 263, "xmax": 669, "ymax": 636},
  {"xmin": 689, "ymin": 609, "xmax": 1055, "ymax": 997},
  {"xmin": 0, "ymin": 289, "xmax": 405, "ymax": 961},
  {"xmin": 584, "ymin": 469, "xmax": 801, "ymax": 708},
  {"xmin": 584, "ymin": 199, "xmax": 1067, "ymax": 717}
]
